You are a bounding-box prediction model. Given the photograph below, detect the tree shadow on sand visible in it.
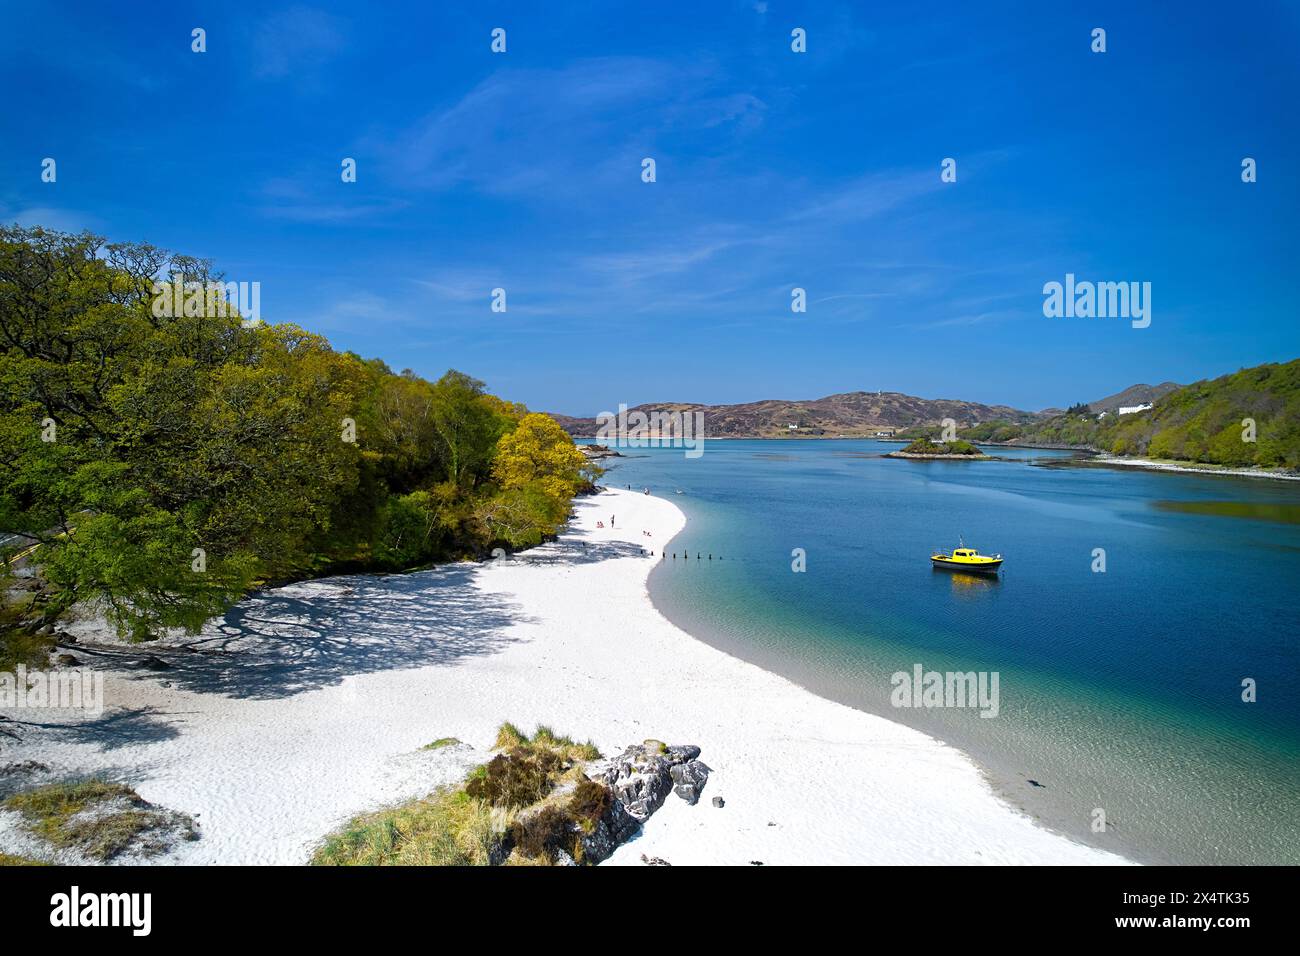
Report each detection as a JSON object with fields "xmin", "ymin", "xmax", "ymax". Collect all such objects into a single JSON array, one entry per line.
[
  {"xmin": 502, "ymin": 528, "xmax": 653, "ymax": 566},
  {"xmin": 0, "ymin": 707, "xmax": 181, "ymax": 754},
  {"xmin": 69, "ymin": 520, "xmax": 657, "ymax": 703},
  {"xmin": 95, "ymin": 563, "xmax": 535, "ymax": 701}
]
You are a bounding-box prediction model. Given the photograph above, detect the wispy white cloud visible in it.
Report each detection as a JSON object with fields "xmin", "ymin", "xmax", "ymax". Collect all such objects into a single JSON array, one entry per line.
[
  {"xmin": 250, "ymin": 5, "xmax": 347, "ymax": 80},
  {"xmin": 260, "ymin": 199, "xmax": 408, "ymax": 224},
  {"xmin": 578, "ymin": 235, "xmax": 751, "ymax": 284},
  {"xmin": 373, "ymin": 57, "xmax": 764, "ymax": 198},
  {"xmin": 254, "ymin": 176, "xmax": 407, "ymax": 223},
  {"xmin": 785, "ymin": 167, "xmax": 940, "ymax": 225},
  {"xmin": 914, "ymin": 308, "xmax": 1025, "ymax": 330},
  {"xmin": 0, "ymin": 204, "xmax": 100, "ymax": 233},
  {"xmin": 812, "ymin": 292, "xmax": 897, "ymax": 304},
  {"xmin": 412, "ymin": 272, "xmax": 508, "ymax": 304},
  {"xmin": 312, "ymin": 291, "xmax": 392, "ymax": 329}
]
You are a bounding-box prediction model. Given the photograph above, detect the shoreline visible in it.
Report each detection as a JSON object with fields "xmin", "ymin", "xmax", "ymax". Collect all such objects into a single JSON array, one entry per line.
[
  {"xmin": 1087, "ymin": 455, "xmax": 1300, "ymax": 482},
  {"xmin": 642, "ymin": 566, "xmax": 1168, "ymax": 864},
  {"xmin": 0, "ymin": 488, "xmax": 1128, "ymax": 865},
  {"xmin": 884, "ymin": 451, "xmax": 992, "ymax": 460},
  {"xmin": 588, "ymin": 434, "xmax": 1300, "ymax": 482}
]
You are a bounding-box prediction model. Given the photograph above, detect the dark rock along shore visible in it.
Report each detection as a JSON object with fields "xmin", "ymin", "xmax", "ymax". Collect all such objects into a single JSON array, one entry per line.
[{"xmin": 576, "ymin": 741, "xmax": 710, "ymax": 863}]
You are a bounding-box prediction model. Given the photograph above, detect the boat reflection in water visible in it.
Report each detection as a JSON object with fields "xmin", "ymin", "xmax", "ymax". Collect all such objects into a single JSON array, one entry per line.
[{"xmin": 936, "ymin": 567, "xmax": 1003, "ymax": 594}]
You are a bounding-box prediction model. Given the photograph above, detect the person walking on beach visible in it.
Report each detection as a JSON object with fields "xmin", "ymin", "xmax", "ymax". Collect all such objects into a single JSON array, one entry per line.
[{"xmin": 610, "ymin": 514, "xmax": 615, "ymax": 528}]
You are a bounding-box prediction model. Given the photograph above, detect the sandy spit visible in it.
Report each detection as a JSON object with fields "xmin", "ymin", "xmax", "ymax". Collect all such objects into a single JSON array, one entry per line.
[{"xmin": 0, "ymin": 488, "xmax": 1129, "ymax": 865}]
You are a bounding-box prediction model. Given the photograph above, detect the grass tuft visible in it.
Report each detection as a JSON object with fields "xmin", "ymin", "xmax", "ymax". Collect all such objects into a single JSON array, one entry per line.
[
  {"xmin": 3, "ymin": 779, "xmax": 197, "ymax": 861},
  {"xmin": 492, "ymin": 722, "xmax": 600, "ymax": 762},
  {"xmin": 493, "ymin": 722, "xmax": 528, "ymax": 750},
  {"xmin": 0, "ymin": 852, "xmax": 48, "ymax": 866},
  {"xmin": 5, "ymin": 780, "xmax": 137, "ymax": 834},
  {"xmin": 421, "ymin": 737, "xmax": 462, "ymax": 750},
  {"xmin": 311, "ymin": 788, "xmax": 498, "ymax": 866},
  {"xmin": 314, "ymin": 723, "xmax": 612, "ymax": 866}
]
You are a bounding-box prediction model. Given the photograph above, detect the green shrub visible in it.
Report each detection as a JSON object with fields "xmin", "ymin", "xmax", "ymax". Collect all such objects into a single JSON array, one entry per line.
[
  {"xmin": 465, "ymin": 749, "xmax": 558, "ymax": 808},
  {"xmin": 510, "ymin": 804, "xmax": 573, "ymax": 861},
  {"xmin": 0, "ymin": 627, "xmax": 55, "ymax": 671},
  {"xmin": 568, "ymin": 778, "xmax": 612, "ymax": 832}
]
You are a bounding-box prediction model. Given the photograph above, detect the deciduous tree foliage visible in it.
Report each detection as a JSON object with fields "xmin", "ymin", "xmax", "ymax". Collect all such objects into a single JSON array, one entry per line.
[
  {"xmin": 0, "ymin": 227, "xmax": 590, "ymax": 641},
  {"xmin": 493, "ymin": 413, "xmax": 590, "ymax": 500},
  {"xmin": 958, "ymin": 361, "xmax": 1300, "ymax": 469}
]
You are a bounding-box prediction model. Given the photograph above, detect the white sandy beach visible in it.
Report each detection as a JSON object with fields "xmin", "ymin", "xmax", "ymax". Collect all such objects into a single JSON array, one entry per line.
[
  {"xmin": 0, "ymin": 488, "xmax": 1129, "ymax": 865},
  {"xmin": 1091, "ymin": 455, "xmax": 1300, "ymax": 481}
]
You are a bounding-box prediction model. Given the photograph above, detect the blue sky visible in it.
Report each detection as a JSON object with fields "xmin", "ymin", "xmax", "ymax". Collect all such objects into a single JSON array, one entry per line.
[{"xmin": 2, "ymin": 1, "xmax": 1297, "ymax": 413}]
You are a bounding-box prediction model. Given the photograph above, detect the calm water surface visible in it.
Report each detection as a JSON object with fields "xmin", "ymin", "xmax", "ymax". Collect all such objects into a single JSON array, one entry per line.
[{"xmin": 596, "ymin": 439, "xmax": 1300, "ymax": 864}]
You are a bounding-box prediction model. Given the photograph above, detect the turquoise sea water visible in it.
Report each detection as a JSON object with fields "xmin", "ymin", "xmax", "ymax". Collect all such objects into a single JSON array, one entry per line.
[{"xmin": 596, "ymin": 440, "xmax": 1300, "ymax": 864}]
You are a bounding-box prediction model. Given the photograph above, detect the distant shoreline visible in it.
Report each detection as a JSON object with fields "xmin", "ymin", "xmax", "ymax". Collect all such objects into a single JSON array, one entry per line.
[
  {"xmin": 885, "ymin": 451, "xmax": 992, "ymax": 460},
  {"xmin": 579, "ymin": 435, "xmax": 1300, "ymax": 481},
  {"xmin": 1088, "ymin": 455, "xmax": 1300, "ymax": 482}
]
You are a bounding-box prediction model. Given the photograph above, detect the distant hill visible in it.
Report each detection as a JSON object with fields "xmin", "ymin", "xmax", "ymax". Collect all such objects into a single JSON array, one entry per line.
[
  {"xmin": 1086, "ymin": 382, "xmax": 1182, "ymax": 415},
  {"xmin": 550, "ymin": 363, "xmax": 1299, "ymax": 469},
  {"xmin": 547, "ymin": 413, "xmax": 598, "ymax": 435},
  {"xmin": 547, "ymin": 391, "xmax": 1040, "ymax": 439}
]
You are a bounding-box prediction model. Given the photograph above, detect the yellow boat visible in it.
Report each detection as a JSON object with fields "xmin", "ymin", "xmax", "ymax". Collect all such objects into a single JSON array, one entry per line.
[{"xmin": 931, "ymin": 542, "xmax": 1003, "ymax": 574}]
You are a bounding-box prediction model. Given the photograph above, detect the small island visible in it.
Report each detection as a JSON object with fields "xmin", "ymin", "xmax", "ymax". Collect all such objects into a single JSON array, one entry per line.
[
  {"xmin": 581, "ymin": 443, "xmax": 624, "ymax": 460},
  {"xmin": 886, "ymin": 438, "xmax": 991, "ymax": 460}
]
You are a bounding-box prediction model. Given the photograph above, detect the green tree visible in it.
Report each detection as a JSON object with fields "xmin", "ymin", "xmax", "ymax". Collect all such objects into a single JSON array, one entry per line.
[
  {"xmin": 493, "ymin": 413, "xmax": 587, "ymax": 500},
  {"xmin": 429, "ymin": 370, "xmax": 511, "ymax": 490},
  {"xmin": 476, "ymin": 485, "xmax": 570, "ymax": 549},
  {"xmin": 0, "ymin": 227, "xmax": 594, "ymax": 643}
]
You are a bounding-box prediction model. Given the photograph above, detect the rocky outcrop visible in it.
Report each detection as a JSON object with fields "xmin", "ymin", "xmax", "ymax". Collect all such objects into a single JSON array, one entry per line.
[
  {"xmin": 885, "ymin": 450, "xmax": 991, "ymax": 460},
  {"xmin": 591, "ymin": 742, "xmax": 707, "ymax": 819},
  {"xmin": 669, "ymin": 759, "xmax": 711, "ymax": 805},
  {"xmin": 575, "ymin": 796, "xmax": 640, "ymax": 862},
  {"xmin": 578, "ymin": 741, "xmax": 709, "ymax": 863},
  {"xmin": 579, "ymin": 443, "xmax": 624, "ymax": 460}
]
